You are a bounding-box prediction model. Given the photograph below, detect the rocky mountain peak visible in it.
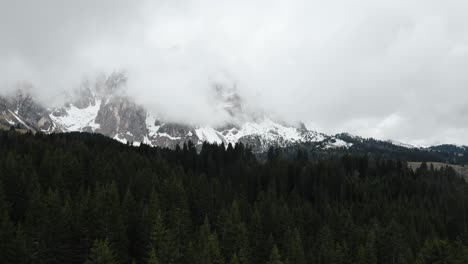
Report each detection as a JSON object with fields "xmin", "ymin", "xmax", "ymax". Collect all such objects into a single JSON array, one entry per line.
[
  {"xmin": 0, "ymin": 74, "xmax": 357, "ymax": 152},
  {"xmin": 0, "ymin": 86, "xmax": 54, "ymax": 132},
  {"xmin": 213, "ymin": 84, "xmax": 243, "ymax": 118},
  {"xmin": 68, "ymin": 71, "xmax": 128, "ymax": 108}
]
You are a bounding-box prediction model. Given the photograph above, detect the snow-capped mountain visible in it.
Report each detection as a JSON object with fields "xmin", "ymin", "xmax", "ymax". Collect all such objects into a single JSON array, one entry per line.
[
  {"xmin": 0, "ymin": 88, "xmax": 55, "ymax": 132},
  {"xmin": 2, "ymin": 74, "xmax": 468, "ymax": 161},
  {"xmin": 0, "ymin": 73, "xmax": 354, "ymax": 152}
]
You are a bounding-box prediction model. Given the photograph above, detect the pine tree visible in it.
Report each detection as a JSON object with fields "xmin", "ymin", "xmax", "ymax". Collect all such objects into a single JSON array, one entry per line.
[
  {"xmin": 13, "ymin": 225, "xmax": 30, "ymax": 264},
  {"xmin": 318, "ymin": 225, "xmax": 335, "ymax": 264},
  {"xmin": 333, "ymin": 242, "xmax": 347, "ymax": 264},
  {"xmin": 229, "ymin": 254, "xmax": 241, "ymax": 264},
  {"xmin": 122, "ymin": 189, "xmax": 139, "ymax": 261},
  {"xmin": 377, "ymin": 220, "xmax": 410, "ymax": 264},
  {"xmin": 267, "ymin": 245, "xmax": 284, "ymax": 264},
  {"xmin": 147, "ymin": 247, "xmax": 160, "ymax": 264},
  {"xmin": 364, "ymin": 230, "xmax": 377, "ymax": 264},
  {"xmin": 238, "ymin": 246, "xmax": 250, "ymax": 264},
  {"xmin": 24, "ymin": 183, "xmax": 46, "ymax": 262},
  {"xmin": 221, "ymin": 200, "xmax": 250, "ymax": 263},
  {"xmin": 93, "ymin": 182, "xmax": 129, "ymax": 263},
  {"xmin": 250, "ymin": 209, "xmax": 268, "ymax": 263},
  {"xmin": 160, "ymin": 175, "xmax": 191, "ymax": 263},
  {"xmin": 186, "ymin": 242, "xmax": 198, "ymax": 264},
  {"xmin": 0, "ymin": 180, "xmax": 23, "ymax": 263},
  {"xmin": 149, "ymin": 208, "xmax": 171, "ymax": 263},
  {"xmin": 208, "ymin": 232, "xmax": 225, "ymax": 264},
  {"xmin": 415, "ymin": 240, "xmax": 451, "ymax": 264},
  {"xmin": 84, "ymin": 240, "xmax": 119, "ymax": 264},
  {"xmin": 356, "ymin": 245, "xmax": 367, "ymax": 264},
  {"xmin": 40, "ymin": 188, "xmax": 64, "ymax": 264},
  {"xmin": 284, "ymin": 228, "xmax": 306, "ymax": 264},
  {"xmin": 197, "ymin": 216, "xmax": 212, "ymax": 264}
]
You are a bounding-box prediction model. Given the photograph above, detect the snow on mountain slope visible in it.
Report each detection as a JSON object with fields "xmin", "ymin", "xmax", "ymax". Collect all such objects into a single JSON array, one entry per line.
[
  {"xmin": 0, "ymin": 74, "xmax": 361, "ymax": 152},
  {"xmin": 1, "ymin": 91, "xmax": 356, "ymax": 152},
  {"xmin": 146, "ymin": 114, "xmax": 161, "ymax": 137},
  {"xmin": 195, "ymin": 127, "xmax": 224, "ymax": 144},
  {"xmin": 220, "ymin": 119, "xmax": 319, "ymax": 147},
  {"xmin": 237, "ymin": 119, "xmax": 302, "ymax": 142},
  {"xmin": 324, "ymin": 138, "xmax": 353, "ymax": 149},
  {"xmin": 387, "ymin": 139, "xmax": 416, "ymax": 149},
  {"xmin": 50, "ymin": 100, "xmax": 102, "ymax": 131},
  {"xmin": 8, "ymin": 109, "xmax": 34, "ymax": 130}
]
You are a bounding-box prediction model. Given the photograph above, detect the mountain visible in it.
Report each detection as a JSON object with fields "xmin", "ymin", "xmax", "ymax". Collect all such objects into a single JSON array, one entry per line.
[
  {"xmin": 1, "ymin": 72, "xmax": 467, "ymax": 161},
  {"xmin": 0, "ymin": 88, "xmax": 55, "ymax": 132},
  {"xmin": 0, "ymin": 72, "xmax": 351, "ymax": 152}
]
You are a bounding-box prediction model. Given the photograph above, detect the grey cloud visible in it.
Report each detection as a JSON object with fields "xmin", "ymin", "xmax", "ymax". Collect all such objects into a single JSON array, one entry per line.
[{"xmin": 1, "ymin": 0, "xmax": 468, "ymax": 145}]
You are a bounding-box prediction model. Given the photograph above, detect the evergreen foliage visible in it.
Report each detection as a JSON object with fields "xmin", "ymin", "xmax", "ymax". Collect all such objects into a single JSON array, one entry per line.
[
  {"xmin": 84, "ymin": 240, "xmax": 119, "ymax": 264},
  {"xmin": 0, "ymin": 131, "xmax": 467, "ymax": 263}
]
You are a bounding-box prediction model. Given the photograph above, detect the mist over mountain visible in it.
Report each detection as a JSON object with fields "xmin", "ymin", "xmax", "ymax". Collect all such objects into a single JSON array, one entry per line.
[
  {"xmin": 1, "ymin": 0, "xmax": 468, "ymax": 145},
  {"xmin": 3, "ymin": 2, "xmax": 468, "ymax": 263},
  {"xmin": 1, "ymin": 72, "xmax": 352, "ymax": 153}
]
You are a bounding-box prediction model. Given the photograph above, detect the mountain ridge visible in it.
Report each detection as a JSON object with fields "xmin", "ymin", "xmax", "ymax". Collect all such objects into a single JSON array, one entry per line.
[
  {"xmin": 1, "ymin": 73, "xmax": 466, "ymax": 156},
  {"xmin": 0, "ymin": 73, "xmax": 353, "ymax": 152}
]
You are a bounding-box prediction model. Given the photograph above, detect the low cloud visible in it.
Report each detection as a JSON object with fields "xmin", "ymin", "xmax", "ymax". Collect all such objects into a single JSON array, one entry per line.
[{"xmin": 1, "ymin": 0, "xmax": 468, "ymax": 145}]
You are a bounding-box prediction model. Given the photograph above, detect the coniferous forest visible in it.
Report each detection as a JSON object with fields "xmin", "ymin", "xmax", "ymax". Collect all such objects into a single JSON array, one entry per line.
[{"xmin": 1, "ymin": 130, "xmax": 468, "ymax": 264}]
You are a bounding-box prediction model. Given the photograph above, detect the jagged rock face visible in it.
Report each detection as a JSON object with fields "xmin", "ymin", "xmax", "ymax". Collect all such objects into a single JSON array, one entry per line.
[
  {"xmin": 70, "ymin": 84, "xmax": 95, "ymax": 109},
  {"xmin": 157, "ymin": 123, "xmax": 193, "ymax": 137},
  {"xmin": 0, "ymin": 90, "xmax": 54, "ymax": 131},
  {"xmin": 0, "ymin": 97, "xmax": 11, "ymax": 128},
  {"xmin": 145, "ymin": 122, "xmax": 199, "ymax": 148},
  {"xmin": 0, "ymin": 97, "xmax": 8, "ymax": 113},
  {"xmin": 13, "ymin": 92, "xmax": 53, "ymax": 131},
  {"xmin": 0, "ymin": 72, "xmax": 355, "ymax": 152},
  {"xmin": 95, "ymin": 96, "xmax": 147, "ymax": 143},
  {"xmin": 3, "ymin": 76, "xmax": 468, "ymax": 158},
  {"xmin": 214, "ymin": 84, "xmax": 242, "ymax": 118}
]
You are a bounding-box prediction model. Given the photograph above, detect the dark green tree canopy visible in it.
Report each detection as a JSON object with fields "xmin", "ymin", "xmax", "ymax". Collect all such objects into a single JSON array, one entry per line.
[{"xmin": 0, "ymin": 131, "xmax": 466, "ymax": 264}]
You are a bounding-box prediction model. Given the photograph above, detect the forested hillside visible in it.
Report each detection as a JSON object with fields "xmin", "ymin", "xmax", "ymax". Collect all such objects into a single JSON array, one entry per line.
[{"xmin": 0, "ymin": 130, "xmax": 467, "ymax": 263}]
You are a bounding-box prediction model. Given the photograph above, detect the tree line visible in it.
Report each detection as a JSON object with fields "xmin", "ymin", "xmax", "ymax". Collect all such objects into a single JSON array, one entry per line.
[{"xmin": 0, "ymin": 130, "xmax": 467, "ymax": 263}]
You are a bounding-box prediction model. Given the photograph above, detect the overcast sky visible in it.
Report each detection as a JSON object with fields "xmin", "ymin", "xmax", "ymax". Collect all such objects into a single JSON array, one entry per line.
[{"xmin": 1, "ymin": 0, "xmax": 468, "ymax": 145}]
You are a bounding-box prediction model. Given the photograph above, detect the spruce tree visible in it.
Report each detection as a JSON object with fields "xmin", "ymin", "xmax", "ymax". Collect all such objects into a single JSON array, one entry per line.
[
  {"xmin": 415, "ymin": 240, "xmax": 451, "ymax": 264},
  {"xmin": 93, "ymin": 182, "xmax": 129, "ymax": 263},
  {"xmin": 149, "ymin": 208, "xmax": 171, "ymax": 263},
  {"xmin": 318, "ymin": 225, "xmax": 335, "ymax": 264},
  {"xmin": 333, "ymin": 242, "xmax": 347, "ymax": 264},
  {"xmin": 23, "ymin": 183, "xmax": 46, "ymax": 262},
  {"xmin": 267, "ymin": 245, "xmax": 283, "ymax": 264},
  {"xmin": 147, "ymin": 247, "xmax": 160, "ymax": 264},
  {"xmin": 0, "ymin": 180, "xmax": 22, "ymax": 263},
  {"xmin": 84, "ymin": 240, "xmax": 119, "ymax": 264},
  {"xmin": 13, "ymin": 225, "xmax": 30, "ymax": 264},
  {"xmin": 229, "ymin": 254, "xmax": 241, "ymax": 264},
  {"xmin": 208, "ymin": 232, "xmax": 224, "ymax": 264},
  {"xmin": 284, "ymin": 228, "xmax": 306, "ymax": 264},
  {"xmin": 197, "ymin": 216, "xmax": 212, "ymax": 264}
]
